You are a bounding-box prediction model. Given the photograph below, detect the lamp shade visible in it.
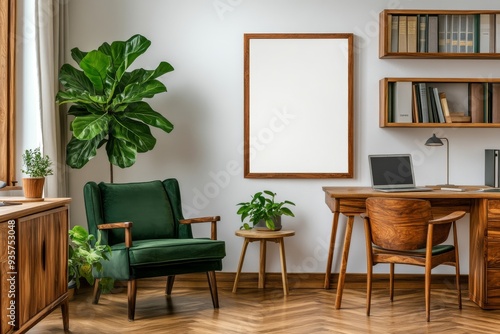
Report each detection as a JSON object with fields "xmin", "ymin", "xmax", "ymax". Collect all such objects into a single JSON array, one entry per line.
[{"xmin": 425, "ymin": 134, "xmax": 443, "ymax": 146}]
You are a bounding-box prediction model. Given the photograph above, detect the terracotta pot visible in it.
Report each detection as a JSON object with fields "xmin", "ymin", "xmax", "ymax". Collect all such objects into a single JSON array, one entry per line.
[{"xmin": 22, "ymin": 177, "xmax": 45, "ymax": 198}]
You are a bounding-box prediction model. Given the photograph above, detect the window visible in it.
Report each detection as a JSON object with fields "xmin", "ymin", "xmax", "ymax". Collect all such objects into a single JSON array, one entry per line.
[{"xmin": 0, "ymin": 0, "xmax": 16, "ymax": 188}]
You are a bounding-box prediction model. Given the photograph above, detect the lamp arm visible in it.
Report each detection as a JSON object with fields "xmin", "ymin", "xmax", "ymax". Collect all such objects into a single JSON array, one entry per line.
[{"xmin": 442, "ymin": 137, "xmax": 449, "ymax": 186}]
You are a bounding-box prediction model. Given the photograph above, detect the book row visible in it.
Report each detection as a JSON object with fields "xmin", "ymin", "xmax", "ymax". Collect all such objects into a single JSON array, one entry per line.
[
  {"xmin": 388, "ymin": 13, "xmax": 500, "ymax": 53},
  {"xmin": 388, "ymin": 82, "xmax": 500, "ymax": 124}
]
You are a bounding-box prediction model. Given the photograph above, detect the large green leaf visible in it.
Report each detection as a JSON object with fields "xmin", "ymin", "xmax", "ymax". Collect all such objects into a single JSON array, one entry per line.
[
  {"xmin": 97, "ymin": 42, "xmax": 112, "ymax": 59},
  {"xmin": 125, "ymin": 102, "xmax": 174, "ymax": 133},
  {"xmin": 120, "ymin": 61, "xmax": 174, "ymax": 87},
  {"xmin": 67, "ymin": 105, "xmax": 94, "ymax": 117},
  {"xmin": 66, "ymin": 133, "xmax": 105, "ymax": 169},
  {"xmin": 114, "ymin": 35, "xmax": 151, "ymax": 82},
  {"xmin": 58, "ymin": 64, "xmax": 94, "ymax": 93},
  {"xmin": 72, "ymin": 114, "xmax": 110, "ymax": 140},
  {"xmin": 111, "ymin": 116, "xmax": 156, "ymax": 152},
  {"xmin": 106, "ymin": 137, "xmax": 137, "ymax": 168},
  {"xmin": 80, "ymin": 50, "xmax": 112, "ymax": 94},
  {"xmin": 112, "ymin": 80, "xmax": 166, "ymax": 108},
  {"xmin": 71, "ymin": 47, "xmax": 88, "ymax": 64},
  {"xmin": 56, "ymin": 90, "xmax": 102, "ymax": 106}
]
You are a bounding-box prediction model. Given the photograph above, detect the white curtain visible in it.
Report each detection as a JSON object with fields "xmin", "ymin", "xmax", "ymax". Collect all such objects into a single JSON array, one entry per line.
[{"xmin": 34, "ymin": 0, "xmax": 69, "ymax": 197}]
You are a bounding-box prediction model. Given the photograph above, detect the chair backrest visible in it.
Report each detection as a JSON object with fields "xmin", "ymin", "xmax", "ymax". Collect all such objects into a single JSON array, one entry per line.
[
  {"xmin": 365, "ymin": 197, "xmax": 451, "ymax": 251},
  {"xmin": 84, "ymin": 179, "xmax": 193, "ymax": 246}
]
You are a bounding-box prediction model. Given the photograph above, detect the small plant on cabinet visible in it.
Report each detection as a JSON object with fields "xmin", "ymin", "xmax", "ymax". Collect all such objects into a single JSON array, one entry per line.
[{"xmin": 21, "ymin": 147, "xmax": 53, "ymax": 198}]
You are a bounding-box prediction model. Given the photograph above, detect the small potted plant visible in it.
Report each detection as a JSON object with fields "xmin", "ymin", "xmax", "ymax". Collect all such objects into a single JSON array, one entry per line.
[
  {"xmin": 68, "ymin": 225, "xmax": 114, "ymax": 296},
  {"xmin": 21, "ymin": 147, "xmax": 53, "ymax": 198},
  {"xmin": 236, "ymin": 190, "xmax": 295, "ymax": 230}
]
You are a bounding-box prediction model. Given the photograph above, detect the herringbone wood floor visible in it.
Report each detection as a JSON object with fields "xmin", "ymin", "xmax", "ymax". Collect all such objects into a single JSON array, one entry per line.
[{"xmin": 27, "ymin": 280, "xmax": 500, "ymax": 334}]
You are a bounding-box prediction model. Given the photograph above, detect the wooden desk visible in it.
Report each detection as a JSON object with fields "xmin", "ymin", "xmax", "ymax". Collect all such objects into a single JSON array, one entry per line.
[
  {"xmin": 322, "ymin": 186, "xmax": 500, "ymax": 310},
  {"xmin": 0, "ymin": 198, "xmax": 71, "ymax": 333},
  {"xmin": 232, "ymin": 229, "xmax": 295, "ymax": 295}
]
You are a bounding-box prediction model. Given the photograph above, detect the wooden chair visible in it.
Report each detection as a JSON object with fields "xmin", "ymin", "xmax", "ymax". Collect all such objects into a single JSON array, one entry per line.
[{"xmin": 361, "ymin": 197, "xmax": 465, "ymax": 322}]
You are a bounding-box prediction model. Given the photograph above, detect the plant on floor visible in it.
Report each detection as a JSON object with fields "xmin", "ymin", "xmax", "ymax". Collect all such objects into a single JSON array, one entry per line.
[
  {"xmin": 56, "ymin": 34, "xmax": 175, "ymax": 181},
  {"xmin": 236, "ymin": 190, "xmax": 295, "ymax": 230},
  {"xmin": 68, "ymin": 225, "xmax": 114, "ymax": 293}
]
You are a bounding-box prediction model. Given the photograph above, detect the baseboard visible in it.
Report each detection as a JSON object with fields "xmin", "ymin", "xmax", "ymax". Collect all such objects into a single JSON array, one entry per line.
[{"xmin": 129, "ymin": 272, "xmax": 468, "ymax": 290}]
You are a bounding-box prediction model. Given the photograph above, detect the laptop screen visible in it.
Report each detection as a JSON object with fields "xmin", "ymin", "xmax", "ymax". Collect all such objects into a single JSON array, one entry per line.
[{"xmin": 369, "ymin": 154, "xmax": 416, "ymax": 189}]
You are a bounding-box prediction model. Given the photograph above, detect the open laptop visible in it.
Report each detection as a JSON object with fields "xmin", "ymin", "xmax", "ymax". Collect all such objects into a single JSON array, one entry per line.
[{"xmin": 369, "ymin": 154, "xmax": 433, "ymax": 192}]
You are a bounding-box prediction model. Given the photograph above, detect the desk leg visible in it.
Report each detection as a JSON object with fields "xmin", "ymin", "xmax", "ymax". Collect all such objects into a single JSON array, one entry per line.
[
  {"xmin": 324, "ymin": 211, "xmax": 340, "ymax": 289},
  {"xmin": 335, "ymin": 215, "xmax": 355, "ymax": 309},
  {"xmin": 259, "ymin": 239, "xmax": 267, "ymax": 289},
  {"xmin": 278, "ymin": 237, "xmax": 289, "ymax": 295},
  {"xmin": 232, "ymin": 238, "xmax": 250, "ymax": 293}
]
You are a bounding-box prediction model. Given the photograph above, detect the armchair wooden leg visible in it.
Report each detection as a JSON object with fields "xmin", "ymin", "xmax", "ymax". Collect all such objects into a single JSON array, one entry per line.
[
  {"xmin": 166, "ymin": 275, "xmax": 176, "ymax": 295},
  {"xmin": 207, "ymin": 271, "xmax": 220, "ymax": 308},
  {"xmin": 92, "ymin": 278, "xmax": 102, "ymax": 304},
  {"xmin": 128, "ymin": 279, "xmax": 137, "ymax": 321}
]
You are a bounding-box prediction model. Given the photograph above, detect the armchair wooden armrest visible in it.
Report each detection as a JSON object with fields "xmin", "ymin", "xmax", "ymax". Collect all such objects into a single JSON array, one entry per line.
[
  {"xmin": 179, "ymin": 216, "xmax": 221, "ymax": 240},
  {"xmin": 429, "ymin": 211, "xmax": 466, "ymax": 225},
  {"xmin": 98, "ymin": 222, "xmax": 133, "ymax": 247}
]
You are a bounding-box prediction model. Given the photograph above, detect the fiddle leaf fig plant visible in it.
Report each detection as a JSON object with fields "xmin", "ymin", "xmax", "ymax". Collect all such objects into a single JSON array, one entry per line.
[{"xmin": 56, "ymin": 34, "xmax": 174, "ymax": 169}]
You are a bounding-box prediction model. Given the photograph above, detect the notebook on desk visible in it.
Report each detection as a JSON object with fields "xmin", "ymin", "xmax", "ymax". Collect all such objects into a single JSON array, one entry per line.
[{"xmin": 368, "ymin": 154, "xmax": 433, "ymax": 192}]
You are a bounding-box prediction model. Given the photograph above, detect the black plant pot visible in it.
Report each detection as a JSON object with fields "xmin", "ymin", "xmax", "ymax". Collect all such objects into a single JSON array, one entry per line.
[{"xmin": 253, "ymin": 216, "xmax": 282, "ymax": 231}]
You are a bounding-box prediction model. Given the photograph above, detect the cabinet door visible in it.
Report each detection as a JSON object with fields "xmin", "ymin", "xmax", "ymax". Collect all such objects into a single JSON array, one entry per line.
[
  {"xmin": 0, "ymin": 221, "xmax": 15, "ymax": 334},
  {"xmin": 17, "ymin": 207, "xmax": 68, "ymax": 327}
]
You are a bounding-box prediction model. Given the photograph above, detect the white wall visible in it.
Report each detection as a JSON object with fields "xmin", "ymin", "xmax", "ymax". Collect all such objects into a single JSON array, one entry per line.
[{"xmin": 60, "ymin": 0, "xmax": 500, "ymax": 275}]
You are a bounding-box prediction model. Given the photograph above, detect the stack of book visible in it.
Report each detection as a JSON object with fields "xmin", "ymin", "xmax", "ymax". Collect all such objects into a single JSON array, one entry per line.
[
  {"xmin": 389, "ymin": 82, "xmax": 452, "ymax": 123},
  {"xmin": 388, "ymin": 13, "xmax": 500, "ymax": 53},
  {"xmin": 389, "ymin": 81, "xmax": 500, "ymax": 124}
]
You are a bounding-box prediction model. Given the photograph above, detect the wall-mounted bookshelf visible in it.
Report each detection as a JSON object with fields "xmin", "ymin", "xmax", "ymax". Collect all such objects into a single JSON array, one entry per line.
[
  {"xmin": 380, "ymin": 77, "xmax": 500, "ymax": 128},
  {"xmin": 379, "ymin": 9, "xmax": 500, "ymax": 59}
]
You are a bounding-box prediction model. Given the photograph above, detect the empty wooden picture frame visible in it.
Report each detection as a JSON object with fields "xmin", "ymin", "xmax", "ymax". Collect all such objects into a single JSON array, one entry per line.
[{"xmin": 244, "ymin": 33, "xmax": 354, "ymax": 178}]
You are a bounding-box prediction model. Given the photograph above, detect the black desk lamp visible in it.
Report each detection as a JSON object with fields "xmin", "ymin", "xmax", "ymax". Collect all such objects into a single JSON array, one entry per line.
[{"xmin": 425, "ymin": 134, "xmax": 454, "ymax": 186}]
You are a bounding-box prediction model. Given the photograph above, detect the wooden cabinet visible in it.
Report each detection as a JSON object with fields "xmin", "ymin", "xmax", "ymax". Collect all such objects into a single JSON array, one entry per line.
[
  {"xmin": 469, "ymin": 199, "xmax": 500, "ymax": 309},
  {"xmin": 380, "ymin": 77, "xmax": 500, "ymax": 128},
  {"xmin": 379, "ymin": 9, "xmax": 500, "ymax": 59},
  {"xmin": 0, "ymin": 198, "xmax": 70, "ymax": 334}
]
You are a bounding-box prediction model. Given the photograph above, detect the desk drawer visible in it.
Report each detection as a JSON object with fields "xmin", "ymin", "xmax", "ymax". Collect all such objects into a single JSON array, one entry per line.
[
  {"xmin": 487, "ymin": 239, "xmax": 500, "ymax": 267},
  {"xmin": 487, "ymin": 269, "xmax": 500, "ymax": 306},
  {"xmin": 488, "ymin": 220, "xmax": 500, "ymax": 230},
  {"xmin": 488, "ymin": 200, "xmax": 500, "ymax": 220}
]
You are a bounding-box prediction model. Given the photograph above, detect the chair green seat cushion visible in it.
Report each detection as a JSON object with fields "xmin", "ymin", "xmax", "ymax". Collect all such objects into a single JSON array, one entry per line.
[
  {"xmin": 112, "ymin": 238, "xmax": 226, "ymax": 267},
  {"xmin": 374, "ymin": 244, "xmax": 454, "ymax": 256}
]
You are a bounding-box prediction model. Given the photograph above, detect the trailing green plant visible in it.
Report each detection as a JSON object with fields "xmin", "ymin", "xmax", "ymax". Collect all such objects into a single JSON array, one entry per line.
[
  {"xmin": 236, "ymin": 190, "xmax": 295, "ymax": 230},
  {"xmin": 21, "ymin": 147, "xmax": 54, "ymax": 177},
  {"xmin": 68, "ymin": 225, "xmax": 114, "ymax": 293},
  {"xmin": 56, "ymin": 34, "xmax": 174, "ymax": 170}
]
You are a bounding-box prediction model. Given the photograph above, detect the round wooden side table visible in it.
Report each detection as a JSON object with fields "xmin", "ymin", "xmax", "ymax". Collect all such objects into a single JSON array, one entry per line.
[{"xmin": 232, "ymin": 229, "xmax": 295, "ymax": 295}]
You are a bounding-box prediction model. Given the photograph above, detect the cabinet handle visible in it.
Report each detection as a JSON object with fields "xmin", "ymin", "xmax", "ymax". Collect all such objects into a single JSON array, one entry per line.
[{"xmin": 42, "ymin": 239, "xmax": 46, "ymax": 271}]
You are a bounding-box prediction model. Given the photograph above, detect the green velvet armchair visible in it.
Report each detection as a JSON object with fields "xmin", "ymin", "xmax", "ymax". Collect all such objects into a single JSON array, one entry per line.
[{"xmin": 83, "ymin": 179, "xmax": 226, "ymax": 321}]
